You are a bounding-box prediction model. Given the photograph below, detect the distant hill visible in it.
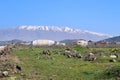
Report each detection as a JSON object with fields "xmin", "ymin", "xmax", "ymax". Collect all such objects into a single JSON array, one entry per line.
[
  {"xmin": 0, "ymin": 39, "xmax": 25, "ymax": 46},
  {"xmin": 104, "ymin": 36, "xmax": 120, "ymax": 43},
  {"xmin": 60, "ymin": 39, "xmax": 77, "ymax": 44}
]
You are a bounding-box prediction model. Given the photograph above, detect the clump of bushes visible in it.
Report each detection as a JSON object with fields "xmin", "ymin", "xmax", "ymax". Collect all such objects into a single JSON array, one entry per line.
[
  {"xmin": 105, "ymin": 65, "xmax": 120, "ymax": 78},
  {"xmin": 96, "ymin": 65, "xmax": 120, "ymax": 79}
]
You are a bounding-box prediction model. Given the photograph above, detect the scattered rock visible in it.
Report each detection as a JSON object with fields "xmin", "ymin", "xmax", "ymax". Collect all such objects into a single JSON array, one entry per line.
[
  {"xmin": 2, "ymin": 71, "xmax": 9, "ymax": 77},
  {"xmin": 109, "ymin": 59, "xmax": 116, "ymax": 62},
  {"xmin": 16, "ymin": 65, "xmax": 22, "ymax": 71}
]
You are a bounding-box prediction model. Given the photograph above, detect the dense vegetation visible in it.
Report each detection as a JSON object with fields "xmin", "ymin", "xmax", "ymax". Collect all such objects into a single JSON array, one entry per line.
[{"xmin": 1, "ymin": 45, "xmax": 120, "ymax": 80}]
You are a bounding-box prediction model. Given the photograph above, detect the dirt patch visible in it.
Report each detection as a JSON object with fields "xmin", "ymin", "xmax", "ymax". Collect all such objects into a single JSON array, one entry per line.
[{"xmin": 0, "ymin": 45, "xmax": 23, "ymax": 79}]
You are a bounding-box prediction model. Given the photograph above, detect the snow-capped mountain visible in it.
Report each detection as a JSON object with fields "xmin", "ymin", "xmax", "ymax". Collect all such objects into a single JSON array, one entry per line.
[{"xmin": 0, "ymin": 26, "xmax": 111, "ymax": 41}]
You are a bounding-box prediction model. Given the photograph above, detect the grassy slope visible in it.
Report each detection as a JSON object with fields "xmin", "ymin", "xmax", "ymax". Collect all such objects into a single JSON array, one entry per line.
[{"xmin": 13, "ymin": 47, "xmax": 120, "ymax": 80}]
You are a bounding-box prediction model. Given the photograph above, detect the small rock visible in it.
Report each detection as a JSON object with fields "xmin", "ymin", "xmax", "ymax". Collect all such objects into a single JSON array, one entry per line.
[{"xmin": 2, "ymin": 71, "xmax": 9, "ymax": 77}]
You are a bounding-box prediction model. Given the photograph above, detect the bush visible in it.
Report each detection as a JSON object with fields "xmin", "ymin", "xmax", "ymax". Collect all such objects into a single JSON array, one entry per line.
[
  {"xmin": 105, "ymin": 65, "xmax": 120, "ymax": 78},
  {"xmin": 96, "ymin": 65, "xmax": 120, "ymax": 79}
]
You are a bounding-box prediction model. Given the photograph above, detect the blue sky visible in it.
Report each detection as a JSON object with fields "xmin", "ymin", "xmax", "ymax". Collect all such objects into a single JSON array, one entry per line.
[{"xmin": 0, "ymin": 0, "xmax": 120, "ymax": 36}]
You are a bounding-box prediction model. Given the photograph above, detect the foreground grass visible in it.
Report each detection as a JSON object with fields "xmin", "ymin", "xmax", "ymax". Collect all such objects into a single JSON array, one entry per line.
[{"xmin": 13, "ymin": 47, "xmax": 120, "ymax": 80}]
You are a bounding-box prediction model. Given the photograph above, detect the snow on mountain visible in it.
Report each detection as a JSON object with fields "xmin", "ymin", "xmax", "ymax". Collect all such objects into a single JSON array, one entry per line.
[
  {"xmin": 0, "ymin": 26, "xmax": 111, "ymax": 41},
  {"xmin": 18, "ymin": 26, "xmax": 111, "ymax": 37}
]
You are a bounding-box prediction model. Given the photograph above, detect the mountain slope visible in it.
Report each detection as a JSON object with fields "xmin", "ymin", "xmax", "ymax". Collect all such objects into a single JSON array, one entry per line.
[
  {"xmin": 104, "ymin": 36, "xmax": 120, "ymax": 43},
  {"xmin": 0, "ymin": 26, "xmax": 111, "ymax": 41}
]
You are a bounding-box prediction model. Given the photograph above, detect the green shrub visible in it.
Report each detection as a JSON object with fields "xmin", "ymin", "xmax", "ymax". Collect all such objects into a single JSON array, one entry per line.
[
  {"xmin": 96, "ymin": 65, "xmax": 120, "ymax": 80},
  {"xmin": 105, "ymin": 65, "xmax": 120, "ymax": 78}
]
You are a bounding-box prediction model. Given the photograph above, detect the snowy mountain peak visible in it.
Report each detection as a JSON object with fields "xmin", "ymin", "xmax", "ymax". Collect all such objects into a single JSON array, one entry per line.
[
  {"xmin": 18, "ymin": 26, "xmax": 74, "ymax": 32},
  {"xmin": 0, "ymin": 25, "xmax": 111, "ymax": 41},
  {"xmin": 18, "ymin": 26, "xmax": 111, "ymax": 37}
]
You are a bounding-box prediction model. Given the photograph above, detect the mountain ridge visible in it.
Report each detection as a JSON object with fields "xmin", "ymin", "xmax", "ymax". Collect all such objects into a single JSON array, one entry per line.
[
  {"xmin": 0, "ymin": 26, "xmax": 111, "ymax": 41},
  {"xmin": 18, "ymin": 26, "xmax": 111, "ymax": 37}
]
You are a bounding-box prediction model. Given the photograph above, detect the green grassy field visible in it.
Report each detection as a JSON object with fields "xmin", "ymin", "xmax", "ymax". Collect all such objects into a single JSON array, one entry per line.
[{"xmin": 9, "ymin": 46, "xmax": 120, "ymax": 80}]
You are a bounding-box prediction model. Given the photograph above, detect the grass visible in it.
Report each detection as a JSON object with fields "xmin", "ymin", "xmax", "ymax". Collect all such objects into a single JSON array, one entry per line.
[
  {"xmin": 73, "ymin": 46, "xmax": 88, "ymax": 53},
  {"xmin": 10, "ymin": 46, "xmax": 120, "ymax": 80}
]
